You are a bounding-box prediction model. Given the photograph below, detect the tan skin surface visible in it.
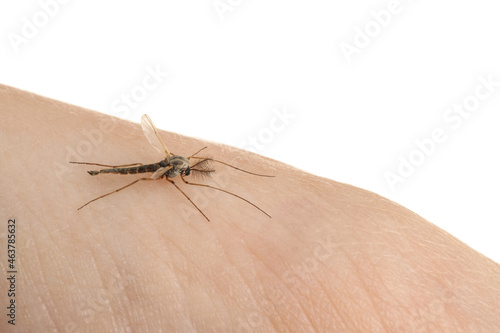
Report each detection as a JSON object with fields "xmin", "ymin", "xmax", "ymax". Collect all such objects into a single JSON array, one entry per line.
[{"xmin": 1, "ymin": 84, "xmax": 499, "ymax": 332}]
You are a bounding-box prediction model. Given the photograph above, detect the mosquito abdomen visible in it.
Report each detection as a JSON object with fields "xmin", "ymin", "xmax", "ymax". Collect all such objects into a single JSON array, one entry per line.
[{"xmin": 88, "ymin": 162, "xmax": 164, "ymax": 176}]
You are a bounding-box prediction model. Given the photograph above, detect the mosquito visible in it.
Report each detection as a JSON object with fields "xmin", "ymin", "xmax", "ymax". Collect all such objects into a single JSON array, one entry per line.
[{"xmin": 70, "ymin": 114, "xmax": 273, "ymax": 221}]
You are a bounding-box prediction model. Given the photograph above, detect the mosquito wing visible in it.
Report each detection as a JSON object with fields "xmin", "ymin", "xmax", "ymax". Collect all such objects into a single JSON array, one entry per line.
[
  {"xmin": 141, "ymin": 114, "xmax": 171, "ymax": 157},
  {"xmin": 151, "ymin": 166, "xmax": 170, "ymax": 179}
]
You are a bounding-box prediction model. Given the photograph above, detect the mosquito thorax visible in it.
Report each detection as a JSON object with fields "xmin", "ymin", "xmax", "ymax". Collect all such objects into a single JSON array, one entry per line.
[{"xmin": 166, "ymin": 155, "xmax": 190, "ymax": 177}]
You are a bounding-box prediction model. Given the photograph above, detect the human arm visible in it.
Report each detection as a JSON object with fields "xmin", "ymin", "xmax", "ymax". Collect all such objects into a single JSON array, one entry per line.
[{"xmin": 1, "ymin": 84, "xmax": 499, "ymax": 332}]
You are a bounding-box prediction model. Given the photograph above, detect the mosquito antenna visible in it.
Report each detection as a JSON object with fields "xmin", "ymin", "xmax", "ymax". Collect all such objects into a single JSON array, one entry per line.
[
  {"xmin": 180, "ymin": 175, "xmax": 271, "ymax": 218},
  {"xmin": 189, "ymin": 158, "xmax": 215, "ymax": 180},
  {"xmin": 190, "ymin": 157, "xmax": 213, "ymax": 169}
]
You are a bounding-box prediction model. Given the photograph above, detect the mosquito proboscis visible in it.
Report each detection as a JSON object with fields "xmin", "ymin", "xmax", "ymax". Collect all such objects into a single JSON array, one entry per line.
[{"xmin": 70, "ymin": 114, "xmax": 273, "ymax": 221}]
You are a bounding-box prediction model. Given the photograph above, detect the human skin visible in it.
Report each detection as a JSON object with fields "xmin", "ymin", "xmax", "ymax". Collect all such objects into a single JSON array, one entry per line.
[{"xmin": 0, "ymin": 84, "xmax": 499, "ymax": 332}]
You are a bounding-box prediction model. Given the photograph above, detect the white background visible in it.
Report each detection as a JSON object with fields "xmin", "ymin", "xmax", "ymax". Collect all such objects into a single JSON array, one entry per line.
[{"xmin": 1, "ymin": 1, "xmax": 499, "ymax": 263}]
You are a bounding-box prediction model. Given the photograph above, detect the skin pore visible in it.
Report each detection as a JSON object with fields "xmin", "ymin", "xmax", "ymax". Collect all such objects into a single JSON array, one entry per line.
[{"xmin": 1, "ymin": 84, "xmax": 499, "ymax": 332}]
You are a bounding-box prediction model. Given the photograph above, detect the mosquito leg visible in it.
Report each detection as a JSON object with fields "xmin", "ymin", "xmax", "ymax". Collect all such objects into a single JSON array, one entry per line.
[
  {"xmin": 188, "ymin": 157, "xmax": 274, "ymax": 177},
  {"xmin": 78, "ymin": 177, "xmax": 154, "ymax": 210},
  {"xmin": 188, "ymin": 146, "xmax": 208, "ymax": 158},
  {"xmin": 70, "ymin": 161, "xmax": 144, "ymax": 168},
  {"xmin": 166, "ymin": 178, "xmax": 210, "ymax": 222},
  {"xmin": 180, "ymin": 175, "xmax": 271, "ymax": 218}
]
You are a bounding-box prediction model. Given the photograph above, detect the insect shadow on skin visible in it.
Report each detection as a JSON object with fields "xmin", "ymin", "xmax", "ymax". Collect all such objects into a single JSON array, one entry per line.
[{"xmin": 70, "ymin": 114, "xmax": 274, "ymax": 222}]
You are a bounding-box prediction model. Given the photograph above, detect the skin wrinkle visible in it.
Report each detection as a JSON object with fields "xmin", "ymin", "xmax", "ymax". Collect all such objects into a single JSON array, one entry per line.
[
  {"xmin": 239, "ymin": 236, "xmax": 318, "ymax": 331},
  {"xmin": 336, "ymin": 223, "xmax": 400, "ymax": 328},
  {"xmin": 310, "ymin": 265, "xmax": 351, "ymax": 331},
  {"xmin": 192, "ymin": 248, "xmax": 237, "ymax": 329},
  {"xmin": 213, "ymin": 226, "xmax": 265, "ymax": 315},
  {"xmin": 367, "ymin": 246, "xmax": 421, "ymax": 327},
  {"xmin": 408, "ymin": 236, "xmax": 455, "ymax": 281},
  {"xmin": 335, "ymin": 267, "xmax": 361, "ymax": 331},
  {"xmin": 313, "ymin": 243, "xmax": 365, "ymax": 329},
  {"xmin": 157, "ymin": 226, "xmax": 235, "ymax": 330},
  {"xmin": 371, "ymin": 253, "xmax": 412, "ymax": 292},
  {"xmin": 233, "ymin": 234, "xmax": 294, "ymax": 333},
  {"xmin": 203, "ymin": 224, "xmax": 267, "ymax": 329},
  {"xmin": 156, "ymin": 230, "xmax": 196, "ymax": 282},
  {"xmin": 319, "ymin": 278, "xmax": 355, "ymax": 331},
  {"xmin": 239, "ymin": 199, "xmax": 351, "ymax": 330},
  {"xmin": 87, "ymin": 242, "xmax": 116, "ymax": 328},
  {"xmin": 227, "ymin": 223, "xmax": 296, "ymax": 333},
  {"xmin": 234, "ymin": 250, "xmax": 282, "ymax": 331},
  {"xmin": 93, "ymin": 212, "xmax": 146, "ymax": 330},
  {"xmin": 99, "ymin": 240, "xmax": 137, "ymax": 330},
  {"xmin": 236, "ymin": 237, "xmax": 294, "ymax": 332},
  {"xmin": 302, "ymin": 273, "xmax": 342, "ymax": 332},
  {"xmin": 29, "ymin": 222, "xmax": 60, "ymax": 331},
  {"xmin": 59, "ymin": 229, "xmax": 94, "ymax": 331},
  {"xmin": 256, "ymin": 230, "xmax": 346, "ymax": 331},
  {"xmin": 310, "ymin": 234, "xmax": 359, "ymax": 330},
  {"xmin": 134, "ymin": 228, "xmax": 197, "ymax": 330},
  {"xmin": 230, "ymin": 222, "xmax": 288, "ymax": 279},
  {"xmin": 364, "ymin": 253, "xmax": 413, "ymax": 328},
  {"xmin": 53, "ymin": 245, "xmax": 81, "ymax": 329},
  {"xmin": 368, "ymin": 224, "xmax": 450, "ymax": 330},
  {"xmin": 38, "ymin": 209, "xmax": 79, "ymax": 331},
  {"xmin": 339, "ymin": 247, "xmax": 388, "ymax": 332}
]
